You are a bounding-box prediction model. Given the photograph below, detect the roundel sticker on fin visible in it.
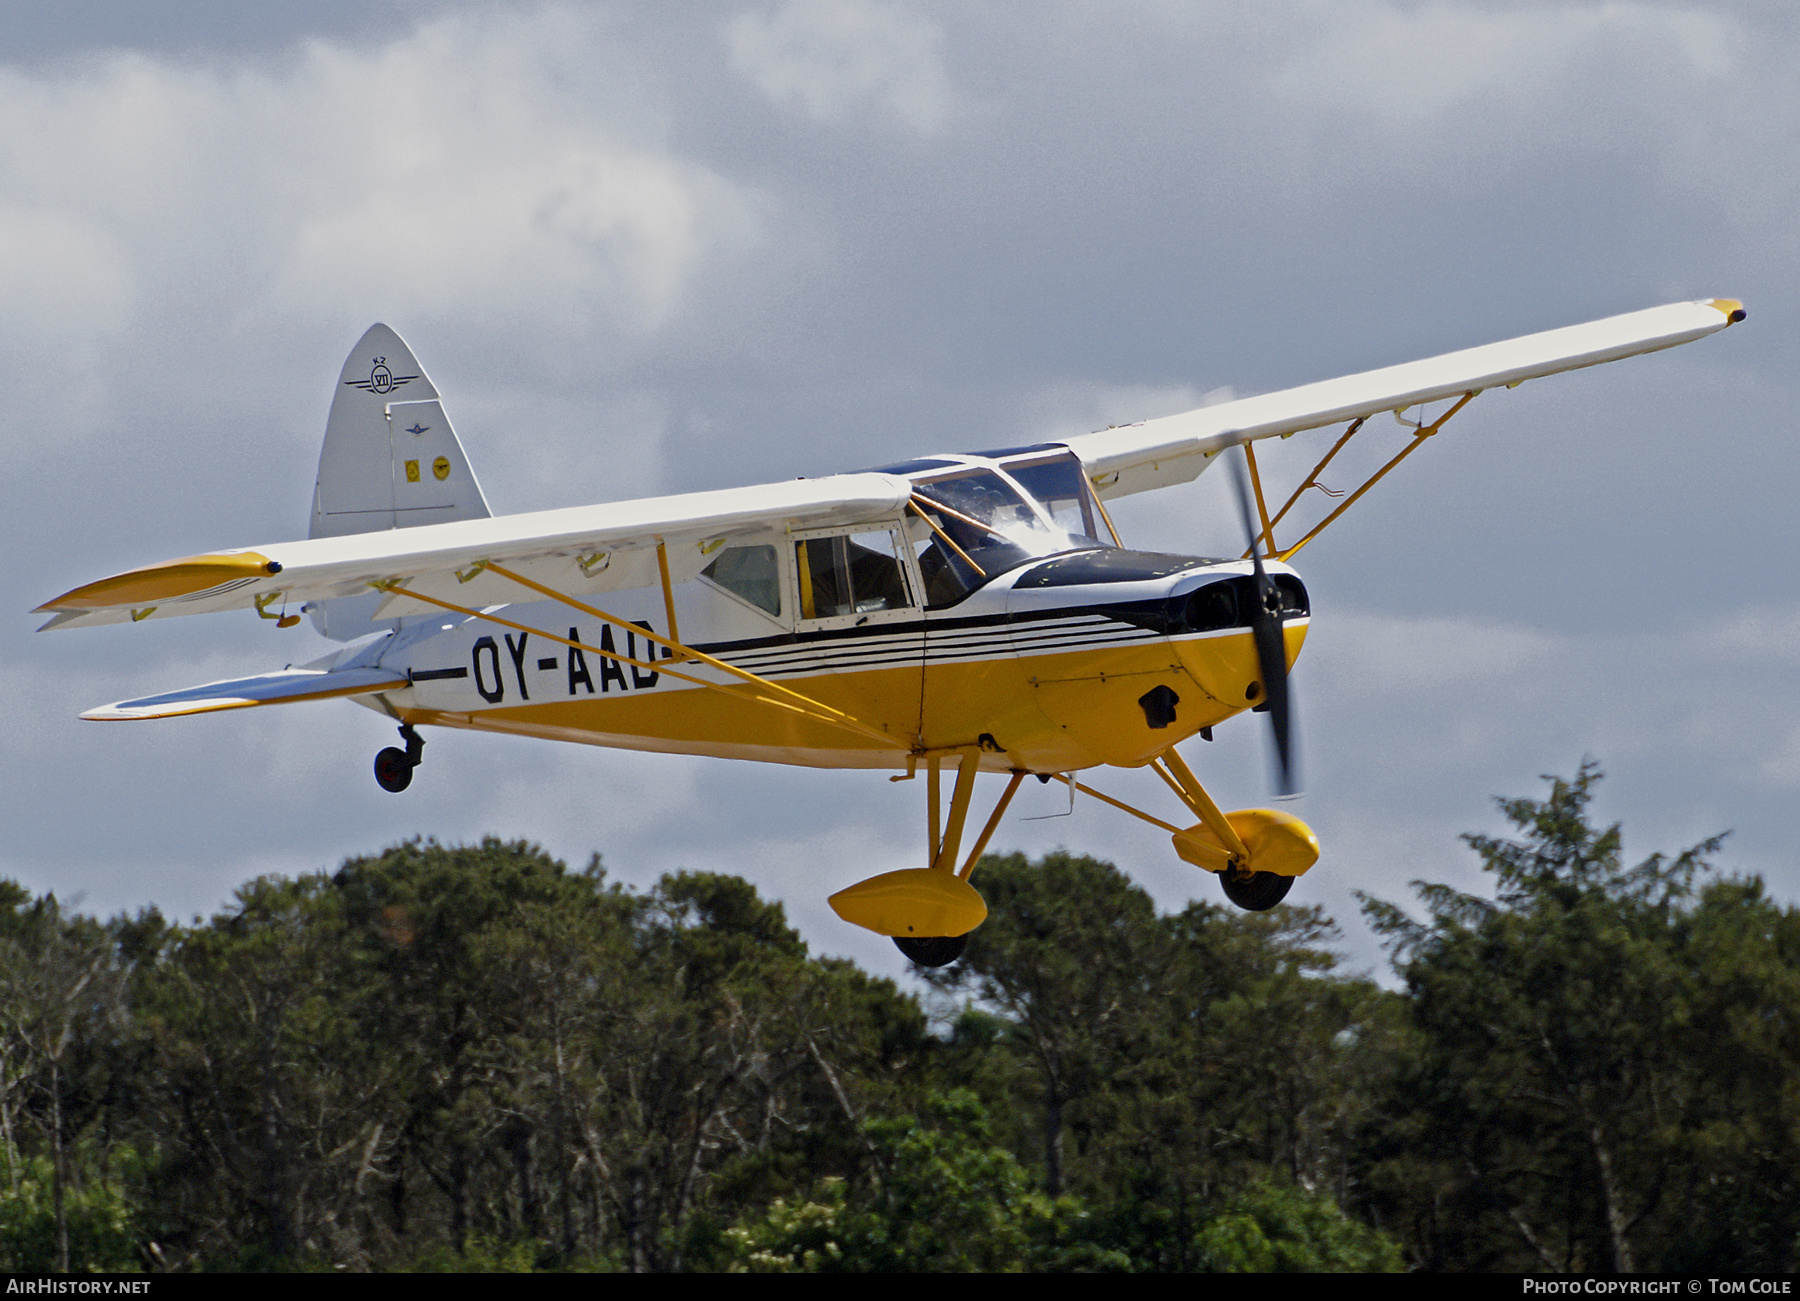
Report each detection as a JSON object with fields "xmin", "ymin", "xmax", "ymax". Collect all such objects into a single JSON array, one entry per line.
[
  {"xmin": 344, "ymin": 355, "xmax": 420, "ymax": 396},
  {"xmin": 433, "ymin": 456, "xmax": 451, "ymax": 481}
]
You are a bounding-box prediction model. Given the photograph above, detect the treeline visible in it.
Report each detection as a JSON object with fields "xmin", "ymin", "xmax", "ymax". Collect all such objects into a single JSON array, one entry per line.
[{"xmin": 0, "ymin": 764, "xmax": 1795, "ymax": 1271}]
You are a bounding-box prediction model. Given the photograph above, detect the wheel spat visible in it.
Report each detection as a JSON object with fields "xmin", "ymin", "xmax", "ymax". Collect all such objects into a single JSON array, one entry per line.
[{"xmin": 1228, "ymin": 448, "xmax": 1300, "ymax": 796}]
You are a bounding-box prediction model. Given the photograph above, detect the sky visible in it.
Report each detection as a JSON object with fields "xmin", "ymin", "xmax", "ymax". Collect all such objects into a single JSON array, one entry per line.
[{"xmin": 2, "ymin": 0, "xmax": 1795, "ymax": 987}]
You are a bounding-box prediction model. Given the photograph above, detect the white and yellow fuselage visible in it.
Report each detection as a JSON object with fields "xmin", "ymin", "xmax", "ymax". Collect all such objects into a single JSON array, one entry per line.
[{"xmin": 373, "ymin": 546, "xmax": 1307, "ymax": 777}]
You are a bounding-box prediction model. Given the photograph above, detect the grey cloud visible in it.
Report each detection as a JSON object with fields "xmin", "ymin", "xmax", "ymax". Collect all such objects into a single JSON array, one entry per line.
[{"xmin": 725, "ymin": 0, "xmax": 956, "ymax": 134}]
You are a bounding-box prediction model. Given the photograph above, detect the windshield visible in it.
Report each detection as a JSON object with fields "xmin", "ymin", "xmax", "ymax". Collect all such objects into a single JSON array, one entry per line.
[
  {"xmin": 1000, "ymin": 451, "xmax": 1110, "ymax": 549},
  {"xmin": 902, "ymin": 453, "xmax": 1112, "ymax": 607}
]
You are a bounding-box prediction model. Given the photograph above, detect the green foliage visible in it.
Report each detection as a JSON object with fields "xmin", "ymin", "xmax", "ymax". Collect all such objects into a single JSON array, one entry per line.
[
  {"xmin": 0, "ymin": 1156, "xmax": 138, "ymax": 1272},
  {"xmin": 922, "ymin": 850, "xmax": 1398, "ymax": 1270},
  {"xmin": 723, "ymin": 1091, "xmax": 1127, "ymax": 1272},
  {"xmin": 0, "ymin": 763, "xmax": 1783, "ymax": 1273},
  {"xmin": 1192, "ymin": 1179, "xmax": 1404, "ymax": 1272}
]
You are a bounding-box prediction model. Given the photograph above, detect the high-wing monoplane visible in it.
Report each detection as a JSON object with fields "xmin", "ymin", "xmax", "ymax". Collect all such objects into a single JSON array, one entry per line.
[{"xmin": 36, "ymin": 299, "xmax": 1746, "ymax": 964}]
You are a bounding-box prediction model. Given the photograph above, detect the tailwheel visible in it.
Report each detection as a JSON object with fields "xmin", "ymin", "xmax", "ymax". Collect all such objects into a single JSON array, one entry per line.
[
  {"xmin": 1218, "ymin": 868, "xmax": 1294, "ymax": 912},
  {"xmin": 894, "ymin": 934, "xmax": 968, "ymax": 968},
  {"xmin": 373, "ymin": 747, "xmax": 414, "ymax": 792},
  {"xmin": 373, "ymin": 724, "xmax": 425, "ymax": 793}
]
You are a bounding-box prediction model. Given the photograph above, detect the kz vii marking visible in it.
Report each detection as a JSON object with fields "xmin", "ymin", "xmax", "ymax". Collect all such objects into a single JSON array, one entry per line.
[{"xmin": 36, "ymin": 301, "xmax": 1746, "ymax": 965}]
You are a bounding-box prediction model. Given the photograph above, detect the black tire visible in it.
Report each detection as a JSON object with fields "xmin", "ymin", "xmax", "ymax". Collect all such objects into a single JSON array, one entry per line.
[
  {"xmin": 894, "ymin": 934, "xmax": 968, "ymax": 968},
  {"xmin": 374, "ymin": 747, "xmax": 415, "ymax": 793},
  {"xmin": 1219, "ymin": 869, "xmax": 1293, "ymax": 911}
]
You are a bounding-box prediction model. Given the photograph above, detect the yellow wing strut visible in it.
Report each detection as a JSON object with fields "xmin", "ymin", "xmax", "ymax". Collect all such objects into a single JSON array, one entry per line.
[{"xmin": 1235, "ymin": 391, "xmax": 1479, "ymax": 563}]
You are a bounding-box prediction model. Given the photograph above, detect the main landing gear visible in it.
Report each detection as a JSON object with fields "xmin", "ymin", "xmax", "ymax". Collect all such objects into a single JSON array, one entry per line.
[
  {"xmin": 829, "ymin": 745, "xmax": 1322, "ymax": 970},
  {"xmin": 1219, "ymin": 867, "xmax": 1294, "ymax": 911},
  {"xmin": 828, "ymin": 751, "xmax": 1024, "ymax": 971},
  {"xmin": 374, "ymin": 724, "xmax": 425, "ymax": 793},
  {"xmin": 894, "ymin": 934, "xmax": 968, "ymax": 968}
]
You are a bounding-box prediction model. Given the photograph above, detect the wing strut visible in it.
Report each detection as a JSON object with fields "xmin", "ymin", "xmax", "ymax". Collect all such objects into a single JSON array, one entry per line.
[
  {"xmin": 905, "ymin": 497, "xmax": 988, "ymax": 576},
  {"xmin": 1238, "ymin": 391, "xmax": 1477, "ymax": 563},
  {"xmin": 372, "ymin": 570, "xmax": 907, "ymax": 752}
]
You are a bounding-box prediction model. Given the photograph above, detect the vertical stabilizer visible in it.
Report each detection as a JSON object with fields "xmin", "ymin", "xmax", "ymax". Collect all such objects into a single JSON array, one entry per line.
[
  {"xmin": 309, "ymin": 324, "xmax": 491, "ymax": 538},
  {"xmin": 306, "ymin": 325, "xmax": 492, "ymax": 639}
]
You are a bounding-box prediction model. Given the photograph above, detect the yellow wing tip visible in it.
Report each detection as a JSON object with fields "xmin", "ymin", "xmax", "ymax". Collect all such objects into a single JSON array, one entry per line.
[
  {"xmin": 36, "ymin": 551, "xmax": 280, "ymax": 613},
  {"xmin": 1706, "ymin": 298, "xmax": 1747, "ymax": 324}
]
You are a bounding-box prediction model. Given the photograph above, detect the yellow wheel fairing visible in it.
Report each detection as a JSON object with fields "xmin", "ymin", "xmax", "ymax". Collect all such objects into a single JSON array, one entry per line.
[
  {"xmin": 827, "ymin": 868, "xmax": 988, "ymax": 938},
  {"xmin": 1172, "ymin": 807, "xmax": 1321, "ymax": 878}
]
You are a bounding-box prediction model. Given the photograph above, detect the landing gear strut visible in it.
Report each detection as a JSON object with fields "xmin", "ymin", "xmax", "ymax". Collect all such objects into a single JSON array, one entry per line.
[
  {"xmin": 831, "ymin": 753, "xmax": 1026, "ymax": 970},
  {"xmin": 374, "ymin": 724, "xmax": 425, "ymax": 793}
]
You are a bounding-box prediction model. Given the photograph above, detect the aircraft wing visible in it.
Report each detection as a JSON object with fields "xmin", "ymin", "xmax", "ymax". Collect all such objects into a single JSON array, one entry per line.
[
  {"xmin": 36, "ymin": 472, "xmax": 914, "ymax": 631},
  {"xmin": 1064, "ymin": 299, "xmax": 1745, "ymax": 500}
]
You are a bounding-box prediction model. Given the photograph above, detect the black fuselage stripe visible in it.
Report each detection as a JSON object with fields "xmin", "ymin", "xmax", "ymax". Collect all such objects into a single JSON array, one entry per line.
[
  {"xmin": 718, "ymin": 631, "xmax": 1160, "ymax": 677},
  {"xmin": 684, "ymin": 607, "xmax": 1147, "ymax": 656}
]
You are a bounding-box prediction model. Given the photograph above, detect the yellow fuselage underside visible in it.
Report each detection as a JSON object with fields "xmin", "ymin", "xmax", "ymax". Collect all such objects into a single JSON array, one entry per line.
[{"xmin": 396, "ymin": 621, "xmax": 1307, "ymax": 774}]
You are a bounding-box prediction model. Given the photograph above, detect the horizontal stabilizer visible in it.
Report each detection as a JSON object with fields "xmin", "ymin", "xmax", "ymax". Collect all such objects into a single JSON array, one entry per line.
[{"xmin": 82, "ymin": 666, "xmax": 407, "ymax": 721}]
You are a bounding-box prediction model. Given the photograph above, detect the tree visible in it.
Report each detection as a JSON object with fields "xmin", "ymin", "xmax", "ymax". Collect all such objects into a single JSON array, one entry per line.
[
  {"xmin": 0, "ymin": 892, "xmax": 132, "ymax": 1271},
  {"xmin": 1360, "ymin": 762, "xmax": 1800, "ymax": 1272},
  {"xmin": 1192, "ymin": 1178, "xmax": 1405, "ymax": 1272},
  {"xmin": 721, "ymin": 1090, "xmax": 1124, "ymax": 1272},
  {"xmin": 916, "ymin": 852, "xmax": 1175, "ymax": 1198},
  {"xmin": 922, "ymin": 851, "xmax": 1400, "ymax": 1270}
]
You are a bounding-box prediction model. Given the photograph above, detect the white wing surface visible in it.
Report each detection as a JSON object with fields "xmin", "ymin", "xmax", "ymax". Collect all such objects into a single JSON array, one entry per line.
[
  {"xmin": 1065, "ymin": 299, "xmax": 1744, "ymax": 500},
  {"xmin": 37, "ymin": 473, "xmax": 914, "ymax": 631}
]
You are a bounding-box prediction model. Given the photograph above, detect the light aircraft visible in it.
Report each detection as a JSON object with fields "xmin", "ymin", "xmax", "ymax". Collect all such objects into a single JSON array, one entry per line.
[{"xmin": 36, "ymin": 299, "xmax": 1746, "ymax": 965}]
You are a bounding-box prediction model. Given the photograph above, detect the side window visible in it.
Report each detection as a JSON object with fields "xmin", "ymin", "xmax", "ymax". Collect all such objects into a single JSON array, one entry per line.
[
  {"xmin": 794, "ymin": 529, "xmax": 914, "ymax": 621},
  {"xmin": 701, "ymin": 543, "xmax": 782, "ymax": 617}
]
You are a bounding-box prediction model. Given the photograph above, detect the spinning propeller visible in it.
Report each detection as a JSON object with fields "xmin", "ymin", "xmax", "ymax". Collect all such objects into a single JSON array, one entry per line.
[{"xmin": 1227, "ymin": 448, "xmax": 1301, "ymax": 797}]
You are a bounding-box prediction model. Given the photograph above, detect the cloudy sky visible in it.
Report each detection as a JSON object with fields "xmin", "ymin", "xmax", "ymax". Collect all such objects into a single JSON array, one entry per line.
[{"xmin": 3, "ymin": 0, "xmax": 1794, "ymax": 985}]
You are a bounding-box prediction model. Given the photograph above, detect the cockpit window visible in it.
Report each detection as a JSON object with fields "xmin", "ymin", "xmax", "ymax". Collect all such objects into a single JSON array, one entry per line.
[
  {"xmin": 999, "ymin": 451, "xmax": 1110, "ymax": 548},
  {"xmin": 795, "ymin": 529, "xmax": 913, "ymax": 621},
  {"xmin": 871, "ymin": 449, "xmax": 1116, "ymax": 608},
  {"xmin": 907, "ymin": 465, "xmax": 1095, "ymax": 607}
]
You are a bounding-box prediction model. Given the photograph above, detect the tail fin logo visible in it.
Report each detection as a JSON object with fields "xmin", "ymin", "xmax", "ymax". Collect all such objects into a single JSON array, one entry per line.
[{"xmin": 344, "ymin": 356, "xmax": 419, "ymax": 396}]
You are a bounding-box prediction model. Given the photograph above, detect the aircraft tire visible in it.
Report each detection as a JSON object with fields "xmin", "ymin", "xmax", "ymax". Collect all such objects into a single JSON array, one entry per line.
[
  {"xmin": 894, "ymin": 934, "xmax": 968, "ymax": 968},
  {"xmin": 374, "ymin": 747, "xmax": 415, "ymax": 793},
  {"xmin": 1219, "ymin": 869, "xmax": 1293, "ymax": 912}
]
